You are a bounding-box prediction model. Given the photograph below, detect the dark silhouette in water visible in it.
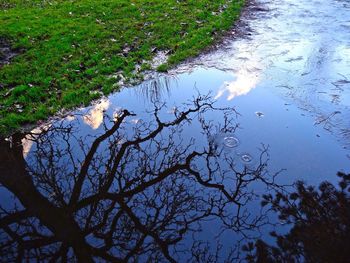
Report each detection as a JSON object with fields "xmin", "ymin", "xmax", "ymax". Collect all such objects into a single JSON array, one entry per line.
[
  {"xmin": 244, "ymin": 172, "xmax": 350, "ymax": 263},
  {"xmin": 0, "ymin": 95, "xmax": 278, "ymax": 262}
]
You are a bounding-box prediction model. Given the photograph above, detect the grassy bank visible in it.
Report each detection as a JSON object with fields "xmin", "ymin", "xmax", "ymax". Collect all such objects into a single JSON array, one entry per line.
[{"xmin": 0, "ymin": 0, "xmax": 244, "ymax": 134}]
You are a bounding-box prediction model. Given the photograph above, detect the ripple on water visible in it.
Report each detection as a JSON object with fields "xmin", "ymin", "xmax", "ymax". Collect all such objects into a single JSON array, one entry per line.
[
  {"xmin": 239, "ymin": 153, "xmax": 254, "ymax": 164},
  {"xmin": 215, "ymin": 134, "xmax": 257, "ymax": 168},
  {"xmin": 223, "ymin": 136, "xmax": 240, "ymax": 148}
]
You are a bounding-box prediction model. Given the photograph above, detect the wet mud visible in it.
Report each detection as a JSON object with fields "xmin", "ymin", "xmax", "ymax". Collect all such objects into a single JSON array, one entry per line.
[{"xmin": 0, "ymin": 38, "xmax": 19, "ymax": 67}]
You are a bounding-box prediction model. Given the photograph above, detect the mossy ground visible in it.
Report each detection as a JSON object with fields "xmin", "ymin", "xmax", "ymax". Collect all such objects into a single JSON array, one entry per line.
[{"xmin": 0, "ymin": 0, "xmax": 244, "ymax": 134}]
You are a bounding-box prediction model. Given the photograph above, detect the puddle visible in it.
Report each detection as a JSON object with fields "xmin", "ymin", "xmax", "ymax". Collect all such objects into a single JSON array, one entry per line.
[{"xmin": 1, "ymin": 0, "xmax": 350, "ymax": 261}]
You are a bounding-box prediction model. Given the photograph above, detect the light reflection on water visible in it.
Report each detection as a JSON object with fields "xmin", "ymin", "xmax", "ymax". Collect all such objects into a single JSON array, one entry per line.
[{"xmin": 82, "ymin": 99, "xmax": 110, "ymax": 130}]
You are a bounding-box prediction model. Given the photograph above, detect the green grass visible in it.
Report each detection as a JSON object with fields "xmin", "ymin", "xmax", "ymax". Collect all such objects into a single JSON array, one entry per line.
[{"xmin": 0, "ymin": 0, "xmax": 244, "ymax": 134}]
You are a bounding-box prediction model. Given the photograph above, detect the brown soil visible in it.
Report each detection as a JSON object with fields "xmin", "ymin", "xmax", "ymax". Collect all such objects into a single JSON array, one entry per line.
[{"xmin": 0, "ymin": 38, "xmax": 20, "ymax": 67}]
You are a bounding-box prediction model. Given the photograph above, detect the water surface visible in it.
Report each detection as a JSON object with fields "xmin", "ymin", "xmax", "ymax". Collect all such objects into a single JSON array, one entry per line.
[{"xmin": 1, "ymin": 0, "xmax": 350, "ymax": 261}]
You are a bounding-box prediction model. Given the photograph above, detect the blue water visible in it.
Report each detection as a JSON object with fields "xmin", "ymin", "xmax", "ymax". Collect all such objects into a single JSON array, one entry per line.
[{"xmin": 1, "ymin": 0, "xmax": 350, "ymax": 261}]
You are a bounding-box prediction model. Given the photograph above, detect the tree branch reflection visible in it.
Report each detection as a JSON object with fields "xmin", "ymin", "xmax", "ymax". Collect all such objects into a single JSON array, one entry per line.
[
  {"xmin": 245, "ymin": 172, "xmax": 350, "ymax": 263},
  {"xmin": 0, "ymin": 94, "xmax": 279, "ymax": 262}
]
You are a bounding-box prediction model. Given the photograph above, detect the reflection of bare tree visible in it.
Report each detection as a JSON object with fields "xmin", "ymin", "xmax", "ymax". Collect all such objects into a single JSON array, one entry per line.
[
  {"xmin": 137, "ymin": 76, "xmax": 173, "ymax": 102},
  {"xmin": 244, "ymin": 172, "xmax": 350, "ymax": 263},
  {"xmin": 0, "ymin": 95, "xmax": 278, "ymax": 262}
]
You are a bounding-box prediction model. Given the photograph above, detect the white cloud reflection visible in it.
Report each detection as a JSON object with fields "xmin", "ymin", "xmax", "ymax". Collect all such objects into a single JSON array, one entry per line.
[
  {"xmin": 83, "ymin": 99, "xmax": 110, "ymax": 129},
  {"xmin": 215, "ymin": 69, "xmax": 260, "ymax": 101},
  {"xmin": 22, "ymin": 125, "xmax": 52, "ymax": 158},
  {"xmin": 214, "ymin": 41, "xmax": 262, "ymax": 101}
]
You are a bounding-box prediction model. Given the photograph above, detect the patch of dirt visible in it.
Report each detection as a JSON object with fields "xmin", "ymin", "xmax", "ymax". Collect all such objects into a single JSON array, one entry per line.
[
  {"xmin": 0, "ymin": 38, "xmax": 20, "ymax": 67},
  {"xmin": 229, "ymin": 0, "xmax": 270, "ymax": 39},
  {"xmin": 150, "ymin": 50, "xmax": 171, "ymax": 69},
  {"xmin": 207, "ymin": 0, "xmax": 272, "ymax": 50},
  {"xmin": 167, "ymin": 0, "xmax": 271, "ymax": 73}
]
